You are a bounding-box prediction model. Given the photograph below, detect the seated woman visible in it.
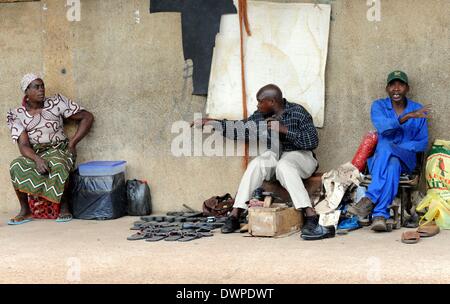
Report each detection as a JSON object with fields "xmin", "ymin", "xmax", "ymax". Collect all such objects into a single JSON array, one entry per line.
[{"xmin": 6, "ymin": 73, "xmax": 94, "ymax": 224}]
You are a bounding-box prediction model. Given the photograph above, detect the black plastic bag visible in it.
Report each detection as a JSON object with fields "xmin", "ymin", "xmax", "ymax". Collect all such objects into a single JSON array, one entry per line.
[
  {"xmin": 70, "ymin": 170, "xmax": 127, "ymax": 220},
  {"xmin": 126, "ymin": 179, "xmax": 152, "ymax": 216}
]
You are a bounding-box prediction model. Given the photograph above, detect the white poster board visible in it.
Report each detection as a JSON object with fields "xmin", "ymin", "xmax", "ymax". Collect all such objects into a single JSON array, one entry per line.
[{"xmin": 206, "ymin": 1, "xmax": 331, "ymax": 127}]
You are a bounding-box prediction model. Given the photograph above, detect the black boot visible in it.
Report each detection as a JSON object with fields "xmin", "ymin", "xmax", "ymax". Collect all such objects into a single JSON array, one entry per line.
[
  {"xmin": 301, "ymin": 215, "xmax": 336, "ymax": 240},
  {"xmin": 221, "ymin": 216, "xmax": 240, "ymax": 234}
]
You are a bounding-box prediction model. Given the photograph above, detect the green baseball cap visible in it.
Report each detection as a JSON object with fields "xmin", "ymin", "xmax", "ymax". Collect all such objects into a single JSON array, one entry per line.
[{"xmin": 387, "ymin": 70, "xmax": 408, "ymax": 84}]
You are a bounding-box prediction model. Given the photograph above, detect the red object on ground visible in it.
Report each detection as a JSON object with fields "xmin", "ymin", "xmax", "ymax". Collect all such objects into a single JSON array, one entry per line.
[
  {"xmin": 28, "ymin": 196, "xmax": 60, "ymax": 219},
  {"xmin": 351, "ymin": 131, "xmax": 378, "ymax": 172}
]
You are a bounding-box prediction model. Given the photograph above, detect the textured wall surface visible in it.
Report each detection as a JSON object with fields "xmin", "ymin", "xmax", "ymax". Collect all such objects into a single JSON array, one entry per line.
[{"xmin": 1, "ymin": 0, "xmax": 449, "ymax": 213}]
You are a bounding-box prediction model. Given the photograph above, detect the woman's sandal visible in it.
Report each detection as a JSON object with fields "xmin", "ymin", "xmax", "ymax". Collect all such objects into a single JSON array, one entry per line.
[
  {"xmin": 56, "ymin": 213, "xmax": 73, "ymax": 223},
  {"xmin": 7, "ymin": 215, "xmax": 33, "ymax": 225}
]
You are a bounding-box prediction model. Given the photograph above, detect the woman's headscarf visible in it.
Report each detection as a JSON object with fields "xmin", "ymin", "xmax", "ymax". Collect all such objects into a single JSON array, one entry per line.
[{"xmin": 20, "ymin": 73, "xmax": 41, "ymax": 107}]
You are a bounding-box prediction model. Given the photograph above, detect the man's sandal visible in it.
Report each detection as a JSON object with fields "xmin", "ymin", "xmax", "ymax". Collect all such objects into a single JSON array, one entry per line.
[
  {"xmin": 401, "ymin": 231, "xmax": 420, "ymax": 244},
  {"xmin": 417, "ymin": 223, "xmax": 440, "ymax": 237}
]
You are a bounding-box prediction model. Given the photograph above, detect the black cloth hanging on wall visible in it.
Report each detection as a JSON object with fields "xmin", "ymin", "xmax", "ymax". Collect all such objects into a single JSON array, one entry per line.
[{"xmin": 150, "ymin": 0, "xmax": 237, "ymax": 96}]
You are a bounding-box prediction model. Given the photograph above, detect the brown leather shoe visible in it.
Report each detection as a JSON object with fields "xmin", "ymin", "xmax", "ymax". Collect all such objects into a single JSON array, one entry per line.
[
  {"xmin": 347, "ymin": 197, "xmax": 374, "ymax": 218},
  {"xmin": 371, "ymin": 216, "xmax": 388, "ymax": 232}
]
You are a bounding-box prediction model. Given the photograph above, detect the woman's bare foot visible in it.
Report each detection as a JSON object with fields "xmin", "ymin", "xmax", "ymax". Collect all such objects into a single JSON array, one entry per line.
[
  {"xmin": 9, "ymin": 207, "xmax": 32, "ymax": 224},
  {"xmin": 57, "ymin": 199, "xmax": 73, "ymax": 222}
]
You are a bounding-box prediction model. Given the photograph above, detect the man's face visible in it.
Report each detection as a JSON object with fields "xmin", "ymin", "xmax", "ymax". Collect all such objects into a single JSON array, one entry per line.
[
  {"xmin": 26, "ymin": 79, "xmax": 45, "ymax": 102},
  {"xmin": 386, "ymin": 80, "xmax": 409, "ymax": 102},
  {"xmin": 257, "ymin": 98, "xmax": 274, "ymax": 114}
]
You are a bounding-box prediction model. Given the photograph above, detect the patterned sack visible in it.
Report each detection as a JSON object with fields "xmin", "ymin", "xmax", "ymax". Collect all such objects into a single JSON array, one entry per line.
[
  {"xmin": 417, "ymin": 140, "xmax": 450, "ymax": 229},
  {"xmin": 424, "ymin": 139, "xmax": 450, "ymax": 190},
  {"xmin": 28, "ymin": 195, "xmax": 60, "ymax": 219}
]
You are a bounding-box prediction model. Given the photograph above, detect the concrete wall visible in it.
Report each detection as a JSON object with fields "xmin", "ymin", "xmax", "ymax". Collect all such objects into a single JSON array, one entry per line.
[{"xmin": 1, "ymin": 0, "xmax": 449, "ymax": 214}]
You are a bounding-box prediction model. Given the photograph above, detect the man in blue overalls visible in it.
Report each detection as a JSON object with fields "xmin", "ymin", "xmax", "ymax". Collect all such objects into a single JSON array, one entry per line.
[{"xmin": 348, "ymin": 71, "xmax": 430, "ymax": 231}]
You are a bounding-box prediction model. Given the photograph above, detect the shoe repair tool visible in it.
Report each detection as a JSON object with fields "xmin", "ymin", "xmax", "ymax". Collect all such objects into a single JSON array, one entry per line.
[
  {"xmin": 182, "ymin": 204, "xmax": 198, "ymax": 212},
  {"xmin": 262, "ymin": 192, "xmax": 282, "ymax": 208}
]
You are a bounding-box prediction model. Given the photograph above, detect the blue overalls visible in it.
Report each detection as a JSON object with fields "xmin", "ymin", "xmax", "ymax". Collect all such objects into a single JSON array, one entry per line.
[{"xmin": 366, "ymin": 97, "xmax": 428, "ymax": 219}]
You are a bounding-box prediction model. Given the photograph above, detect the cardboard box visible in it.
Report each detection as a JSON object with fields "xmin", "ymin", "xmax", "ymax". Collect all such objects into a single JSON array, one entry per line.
[{"xmin": 248, "ymin": 203, "xmax": 303, "ymax": 237}]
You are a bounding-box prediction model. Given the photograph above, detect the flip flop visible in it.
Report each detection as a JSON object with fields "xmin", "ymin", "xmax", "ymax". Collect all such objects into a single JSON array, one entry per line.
[
  {"xmin": 417, "ymin": 223, "xmax": 440, "ymax": 237},
  {"xmin": 8, "ymin": 216, "xmax": 33, "ymax": 225},
  {"xmin": 178, "ymin": 232, "xmax": 202, "ymax": 242},
  {"xmin": 196, "ymin": 227, "xmax": 212, "ymax": 233},
  {"xmin": 164, "ymin": 230, "xmax": 184, "ymax": 241},
  {"xmin": 133, "ymin": 220, "xmax": 147, "ymax": 226},
  {"xmin": 145, "ymin": 232, "xmax": 170, "ymax": 242},
  {"xmin": 401, "ymin": 230, "xmax": 421, "ymax": 244},
  {"xmin": 130, "ymin": 222, "xmax": 156, "ymax": 230},
  {"xmin": 140, "ymin": 215, "xmax": 158, "ymax": 222},
  {"xmin": 127, "ymin": 230, "xmax": 154, "ymax": 241},
  {"xmin": 198, "ymin": 231, "xmax": 213, "ymax": 237},
  {"xmin": 166, "ymin": 211, "xmax": 185, "ymax": 217},
  {"xmin": 56, "ymin": 213, "xmax": 73, "ymax": 223}
]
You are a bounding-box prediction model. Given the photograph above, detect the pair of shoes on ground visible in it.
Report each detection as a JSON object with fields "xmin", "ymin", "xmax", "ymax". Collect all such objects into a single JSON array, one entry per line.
[{"xmin": 401, "ymin": 222, "xmax": 440, "ymax": 244}]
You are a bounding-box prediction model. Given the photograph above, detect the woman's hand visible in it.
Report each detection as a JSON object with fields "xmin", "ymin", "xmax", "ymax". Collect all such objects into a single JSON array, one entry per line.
[
  {"xmin": 68, "ymin": 142, "xmax": 77, "ymax": 158},
  {"xmin": 34, "ymin": 156, "xmax": 49, "ymax": 174}
]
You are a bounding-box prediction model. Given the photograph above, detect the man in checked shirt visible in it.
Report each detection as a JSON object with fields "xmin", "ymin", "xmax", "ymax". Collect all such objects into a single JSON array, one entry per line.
[{"xmin": 193, "ymin": 84, "xmax": 335, "ymax": 240}]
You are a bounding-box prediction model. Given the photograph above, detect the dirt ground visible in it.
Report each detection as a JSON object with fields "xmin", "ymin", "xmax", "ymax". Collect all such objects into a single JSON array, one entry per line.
[{"xmin": 1, "ymin": 213, "xmax": 449, "ymax": 284}]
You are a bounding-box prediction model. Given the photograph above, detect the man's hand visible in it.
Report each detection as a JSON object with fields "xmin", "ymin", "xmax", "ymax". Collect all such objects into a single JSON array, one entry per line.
[
  {"xmin": 400, "ymin": 104, "xmax": 432, "ymax": 124},
  {"xmin": 408, "ymin": 104, "xmax": 432, "ymax": 119},
  {"xmin": 191, "ymin": 118, "xmax": 215, "ymax": 128},
  {"xmin": 267, "ymin": 120, "xmax": 288, "ymax": 134},
  {"xmin": 34, "ymin": 156, "xmax": 49, "ymax": 174}
]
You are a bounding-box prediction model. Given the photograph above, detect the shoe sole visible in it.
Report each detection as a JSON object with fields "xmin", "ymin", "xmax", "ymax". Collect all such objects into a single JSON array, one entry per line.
[
  {"xmin": 301, "ymin": 233, "xmax": 335, "ymax": 241},
  {"xmin": 371, "ymin": 224, "xmax": 387, "ymax": 232},
  {"xmin": 221, "ymin": 229, "xmax": 238, "ymax": 234}
]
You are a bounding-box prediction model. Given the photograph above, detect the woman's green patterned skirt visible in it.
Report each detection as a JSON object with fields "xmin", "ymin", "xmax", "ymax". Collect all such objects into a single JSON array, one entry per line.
[{"xmin": 9, "ymin": 140, "xmax": 75, "ymax": 203}]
